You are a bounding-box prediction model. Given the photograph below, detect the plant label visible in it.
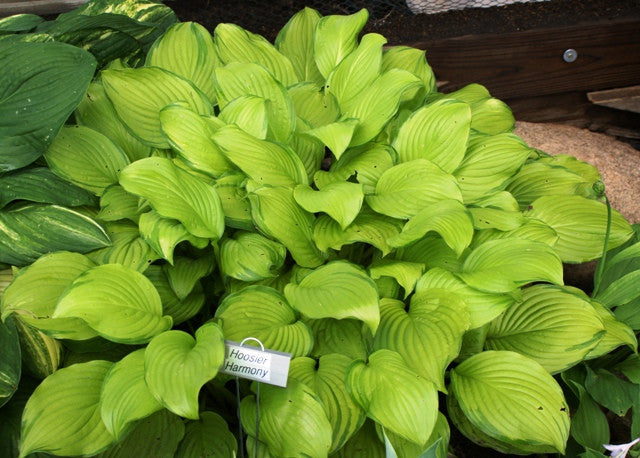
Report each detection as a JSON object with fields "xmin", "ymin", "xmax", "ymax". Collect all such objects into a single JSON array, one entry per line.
[{"xmin": 220, "ymin": 340, "xmax": 291, "ymax": 387}]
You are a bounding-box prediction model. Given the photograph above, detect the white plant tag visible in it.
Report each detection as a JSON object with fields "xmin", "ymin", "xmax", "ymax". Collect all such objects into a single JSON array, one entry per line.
[{"xmin": 220, "ymin": 339, "xmax": 291, "ymax": 387}]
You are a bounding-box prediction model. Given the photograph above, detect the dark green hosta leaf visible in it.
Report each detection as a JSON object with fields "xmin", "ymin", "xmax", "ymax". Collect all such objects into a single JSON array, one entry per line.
[
  {"xmin": 457, "ymin": 238, "xmax": 563, "ymax": 293},
  {"xmin": 596, "ymin": 270, "xmax": 640, "ymax": 308},
  {"xmin": 275, "ymin": 7, "xmax": 323, "ymax": 85},
  {"xmin": 307, "ymin": 318, "xmax": 370, "ymax": 361},
  {"xmin": 175, "ymin": 411, "xmax": 237, "ymax": 458},
  {"xmin": 53, "ymin": 263, "xmax": 172, "ymax": 344},
  {"xmin": 393, "ymin": 99, "xmax": 470, "ymax": 173},
  {"xmin": 366, "ymin": 159, "xmax": 462, "ymax": 219},
  {"xmin": 0, "ymin": 167, "xmax": 95, "ymax": 209},
  {"xmin": 568, "ymin": 382, "xmax": 610, "ymax": 452},
  {"xmin": 597, "ymin": 241, "xmax": 640, "ymax": 295},
  {"xmin": 0, "ymin": 14, "xmax": 43, "ymax": 33},
  {"xmin": 284, "ymin": 261, "xmax": 380, "ymax": 334},
  {"xmin": 346, "ymin": 349, "xmax": 439, "ymax": 445},
  {"xmin": 333, "ymin": 419, "xmax": 385, "ymax": 457},
  {"xmin": 525, "ymin": 195, "xmax": 634, "ymax": 263},
  {"xmin": 240, "ymin": 379, "xmax": 332, "ymax": 457},
  {"xmin": 102, "ymin": 66, "xmax": 212, "ymax": 149},
  {"xmin": 100, "ymin": 348, "xmax": 163, "ymax": 439},
  {"xmin": 220, "ymin": 232, "xmax": 286, "ymax": 282},
  {"xmin": 382, "ymin": 46, "xmax": 436, "ymax": 94},
  {"xmin": 0, "ymin": 203, "xmax": 110, "ymax": 267},
  {"xmin": 450, "ymin": 351, "xmax": 570, "ymax": 454},
  {"xmin": 383, "ymin": 412, "xmax": 450, "ymax": 458},
  {"xmin": 294, "ymin": 182, "xmax": 364, "ymax": 229},
  {"xmin": 373, "ymin": 292, "xmax": 469, "ymax": 391},
  {"xmin": 0, "ymin": 41, "xmax": 96, "ymax": 172},
  {"xmin": 215, "ymin": 286, "xmax": 313, "ymax": 357},
  {"xmin": 120, "ymin": 157, "xmax": 225, "ymax": 240},
  {"xmin": 20, "ymin": 360, "xmax": 116, "ymax": 457},
  {"xmin": 87, "ymin": 221, "xmax": 159, "ymax": 272},
  {"xmin": 584, "ymin": 366, "xmax": 637, "ymax": 416},
  {"xmin": 145, "ymin": 322, "xmax": 225, "ymax": 419},
  {"xmin": 289, "ymin": 354, "xmax": 366, "ymax": 452},
  {"xmin": 368, "ymin": 259, "xmax": 425, "ymax": 298},
  {"xmin": 97, "ymin": 185, "xmax": 140, "ymax": 223},
  {"xmin": 0, "ymin": 316, "xmax": 20, "ymax": 407},
  {"xmin": 485, "ymin": 284, "xmax": 604, "ymax": 373}
]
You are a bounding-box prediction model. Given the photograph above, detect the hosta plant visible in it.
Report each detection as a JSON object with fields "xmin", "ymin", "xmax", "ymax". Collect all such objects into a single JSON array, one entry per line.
[{"xmin": 0, "ymin": 1, "xmax": 638, "ymax": 457}]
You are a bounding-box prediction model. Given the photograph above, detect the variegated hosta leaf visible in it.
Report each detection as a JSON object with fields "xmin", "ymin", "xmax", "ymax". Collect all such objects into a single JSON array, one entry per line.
[
  {"xmin": 87, "ymin": 221, "xmax": 159, "ymax": 272},
  {"xmin": 393, "ymin": 99, "xmax": 471, "ymax": 173},
  {"xmin": 454, "ymin": 133, "xmax": 532, "ymax": 202},
  {"xmin": 146, "ymin": 21, "xmax": 219, "ymax": 102},
  {"xmin": 306, "ymin": 318, "xmax": 370, "ymax": 361},
  {"xmin": 220, "ymin": 232, "xmax": 287, "ymax": 282},
  {"xmin": 388, "ymin": 199, "xmax": 474, "ymax": 255},
  {"xmin": 373, "ymin": 291, "xmax": 469, "ymax": 391},
  {"xmin": 213, "ymin": 62, "xmax": 294, "ymax": 143},
  {"xmin": 44, "ymin": 125, "xmax": 130, "ymax": 196},
  {"xmin": 247, "ymin": 182, "xmax": 325, "ymax": 268},
  {"xmin": 163, "ymin": 255, "xmax": 213, "ymax": 300},
  {"xmin": 120, "ymin": 157, "xmax": 225, "ymax": 240},
  {"xmin": 144, "ymin": 265, "xmax": 205, "ymax": 326},
  {"xmin": 366, "ymin": 159, "xmax": 463, "ymax": 219},
  {"xmin": 395, "ymin": 234, "xmax": 464, "ymax": 272},
  {"xmin": 485, "ymin": 284, "xmax": 605, "ymax": 373},
  {"xmin": 275, "ymin": 7, "xmax": 324, "ymax": 85},
  {"xmin": 144, "ymin": 322, "xmax": 225, "ymax": 419},
  {"xmin": 214, "ymin": 22, "xmax": 298, "ymax": 86},
  {"xmin": 20, "ymin": 360, "xmax": 116, "ymax": 457},
  {"xmin": 584, "ymin": 300, "xmax": 637, "ymax": 359},
  {"xmin": 97, "ymin": 185, "xmax": 140, "ymax": 223},
  {"xmin": 240, "ymin": 380, "xmax": 332, "ymax": 457},
  {"xmin": 303, "ymin": 118, "xmax": 359, "ymax": 160},
  {"xmin": 159, "ymin": 103, "xmax": 234, "ymax": 177},
  {"xmin": 53, "ymin": 264, "xmax": 172, "ymax": 344},
  {"xmin": 381, "ymin": 46, "xmax": 436, "ymax": 94},
  {"xmin": 524, "ymin": 195, "xmax": 634, "ymax": 263},
  {"xmin": 368, "ymin": 259, "xmax": 425, "ymax": 298},
  {"xmin": 0, "ymin": 251, "xmax": 98, "ymax": 340},
  {"xmin": 289, "ymin": 354, "xmax": 366, "ymax": 452},
  {"xmin": 215, "ymin": 285, "xmax": 313, "ymax": 357},
  {"xmin": 211, "ymin": 125, "xmax": 308, "ymax": 187},
  {"xmin": 288, "ymin": 83, "xmax": 340, "ymax": 128},
  {"xmin": 346, "ymin": 349, "xmax": 439, "ymax": 445},
  {"xmin": 313, "ymin": 9, "xmax": 368, "ymax": 79},
  {"xmin": 449, "ymin": 351, "xmax": 570, "ymax": 454},
  {"xmin": 213, "ymin": 173, "xmax": 253, "ymax": 230},
  {"xmin": 218, "ymin": 95, "xmax": 269, "ymax": 139},
  {"xmin": 313, "ymin": 207, "xmax": 402, "ymax": 256},
  {"xmin": 326, "ymin": 33, "xmax": 386, "ymax": 107},
  {"xmin": 294, "ymin": 182, "xmax": 364, "ymax": 229},
  {"xmin": 138, "ymin": 210, "xmax": 209, "ymax": 264},
  {"xmin": 284, "ymin": 261, "xmax": 380, "ymax": 334},
  {"xmin": 342, "ymin": 69, "xmax": 422, "ymax": 146},
  {"xmin": 458, "ymin": 238, "xmax": 563, "ymax": 293},
  {"xmin": 100, "ymin": 349, "xmax": 163, "ymax": 439},
  {"xmin": 175, "ymin": 411, "xmax": 237, "ymax": 458},
  {"xmin": 101, "ymin": 66, "xmax": 212, "ymax": 149},
  {"xmin": 416, "ymin": 267, "xmax": 515, "ymax": 329}
]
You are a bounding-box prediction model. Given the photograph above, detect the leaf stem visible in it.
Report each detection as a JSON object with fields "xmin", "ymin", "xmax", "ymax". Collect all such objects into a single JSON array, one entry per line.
[{"xmin": 592, "ymin": 195, "xmax": 612, "ymax": 298}]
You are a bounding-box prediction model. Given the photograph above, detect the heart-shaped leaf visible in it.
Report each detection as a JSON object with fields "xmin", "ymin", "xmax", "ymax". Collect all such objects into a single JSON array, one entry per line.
[
  {"xmin": 220, "ymin": 232, "xmax": 287, "ymax": 282},
  {"xmin": 175, "ymin": 411, "xmax": 237, "ymax": 458}
]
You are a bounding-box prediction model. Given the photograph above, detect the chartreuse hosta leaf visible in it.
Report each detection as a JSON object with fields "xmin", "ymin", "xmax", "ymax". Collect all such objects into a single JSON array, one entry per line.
[
  {"xmin": 220, "ymin": 232, "xmax": 286, "ymax": 281},
  {"xmin": 241, "ymin": 379, "xmax": 332, "ymax": 457},
  {"xmin": 247, "ymin": 182, "xmax": 325, "ymax": 268},
  {"xmin": 485, "ymin": 284, "xmax": 605, "ymax": 373},
  {"xmin": 469, "ymin": 97, "xmax": 515, "ymax": 135},
  {"xmin": 471, "ymin": 217, "xmax": 558, "ymax": 250},
  {"xmin": 288, "ymin": 83, "xmax": 340, "ymax": 128},
  {"xmin": 163, "ymin": 255, "xmax": 212, "ymax": 300},
  {"xmin": 159, "ymin": 103, "xmax": 233, "ymax": 177},
  {"xmin": 366, "ymin": 159, "xmax": 463, "ymax": 219},
  {"xmin": 19, "ymin": 360, "xmax": 116, "ymax": 457},
  {"xmin": 454, "ymin": 133, "xmax": 532, "ymax": 202},
  {"xmin": 303, "ymin": 118, "xmax": 359, "ymax": 160},
  {"xmin": 212, "ymin": 125, "xmax": 308, "ymax": 187},
  {"xmin": 214, "ymin": 173, "xmax": 253, "ymax": 230},
  {"xmin": 388, "ymin": 199, "xmax": 474, "ymax": 255},
  {"xmin": 458, "ymin": 238, "xmax": 563, "ymax": 293},
  {"xmin": 289, "ymin": 354, "xmax": 366, "ymax": 452},
  {"xmin": 393, "ymin": 99, "xmax": 471, "ymax": 173},
  {"xmin": 525, "ymin": 195, "xmax": 634, "ymax": 262},
  {"xmin": 146, "ymin": 22, "xmax": 219, "ymax": 102},
  {"xmin": 384, "ymin": 412, "xmax": 450, "ymax": 458},
  {"xmin": 289, "ymin": 126, "xmax": 325, "ymax": 183},
  {"xmin": 100, "ymin": 348, "xmax": 163, "ymax": 439},
  {"xmin": 382, "ymin": 46, "xmax": 436, "ymax": 94},
  {"xmin": 416, "ymin": 267, "xmax": 515, "ymax": 329},
  {"xmin": 307, "ymin": 318, "xmax": 370, "ymax": 360},
  {"xmin": 215, "ymin": 286, "xmax": 313, "ymax": 357},
  {"xmin": 102, "ymin": 66, "xmax": 212, "ymax": 149},
  {"xmin": 214, "ymin": 22, "xmax": 298, "ymax": 87},
  {"xmin": 585, "ymin": 300, "xmax": 637, "ymax": 359},
  {"xmin": 145, "ymin": 322, "xmax": 224, "ymax": 419},
  {"xmin": 294, "ymin": 181, "xmax": 364, "ymax": 229},
  {"xmin": 284, "ymin": 261, "xmax": 380, "ymax": 334},
  {"xmin": 449, "ymin": 351, "xmax": 570, "ymax": 454},
  {"xmin": 175, "ymin": 411, "xmax": 237, "ymax": 458},
  {"xmin": 75, "ymin": 81, "xmax": 152, "ymax": 163},
  {"xmin": 53, "ymin": 263, "xmax": 172, "ymax": 344},
  {"xmin": 145, "ymin": 265, "xmax": 205, "ymax": 325},
  {"xmin": 213, "ymin": 62, "xmax": 294, "ymax": 143},
  {"xmin": 347, "ymin": 349, "xmax": 439, "ymax": 445},
  {"xmin": 313, "ymin": 9, "xmax": 368, "ymax": 79},
  {"xmin": 120, "ymin": 157, "xmax": 225, "ymax": 240},
  {"xmin": 0, "ymin": 316, "xmax": 20, "ymax": 407},
  {"xmin": 87, "ymin": 221, "xmax": 159, "ymax": 272},
  {"xmin": 275, "ymin": 7, "xmax": 323, "ymax": 85},
  {"xmin": 374, "ymin": 291, "xmax": 469, "ymax": 391},
  {"xmin": 0, "ymin": 41, "xmax": 96, "ymax": 173},
  {"xmin": 368, "ymin": 259, "xmax": 425, "ymax": 298},
  {"xmin": 395, "ymin": 234, "xmax": 464, "ymax": 273},
  {"xmin": 97, "ymin": 185, "xmax": 139, "ymax": 223},
  {"xmin": 218, "ymin": 95, "xmax": 269, "ymax": 139},
  {"xmin": 1, "ymin": 251, "xmax": 98, "ymax": 340}
]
